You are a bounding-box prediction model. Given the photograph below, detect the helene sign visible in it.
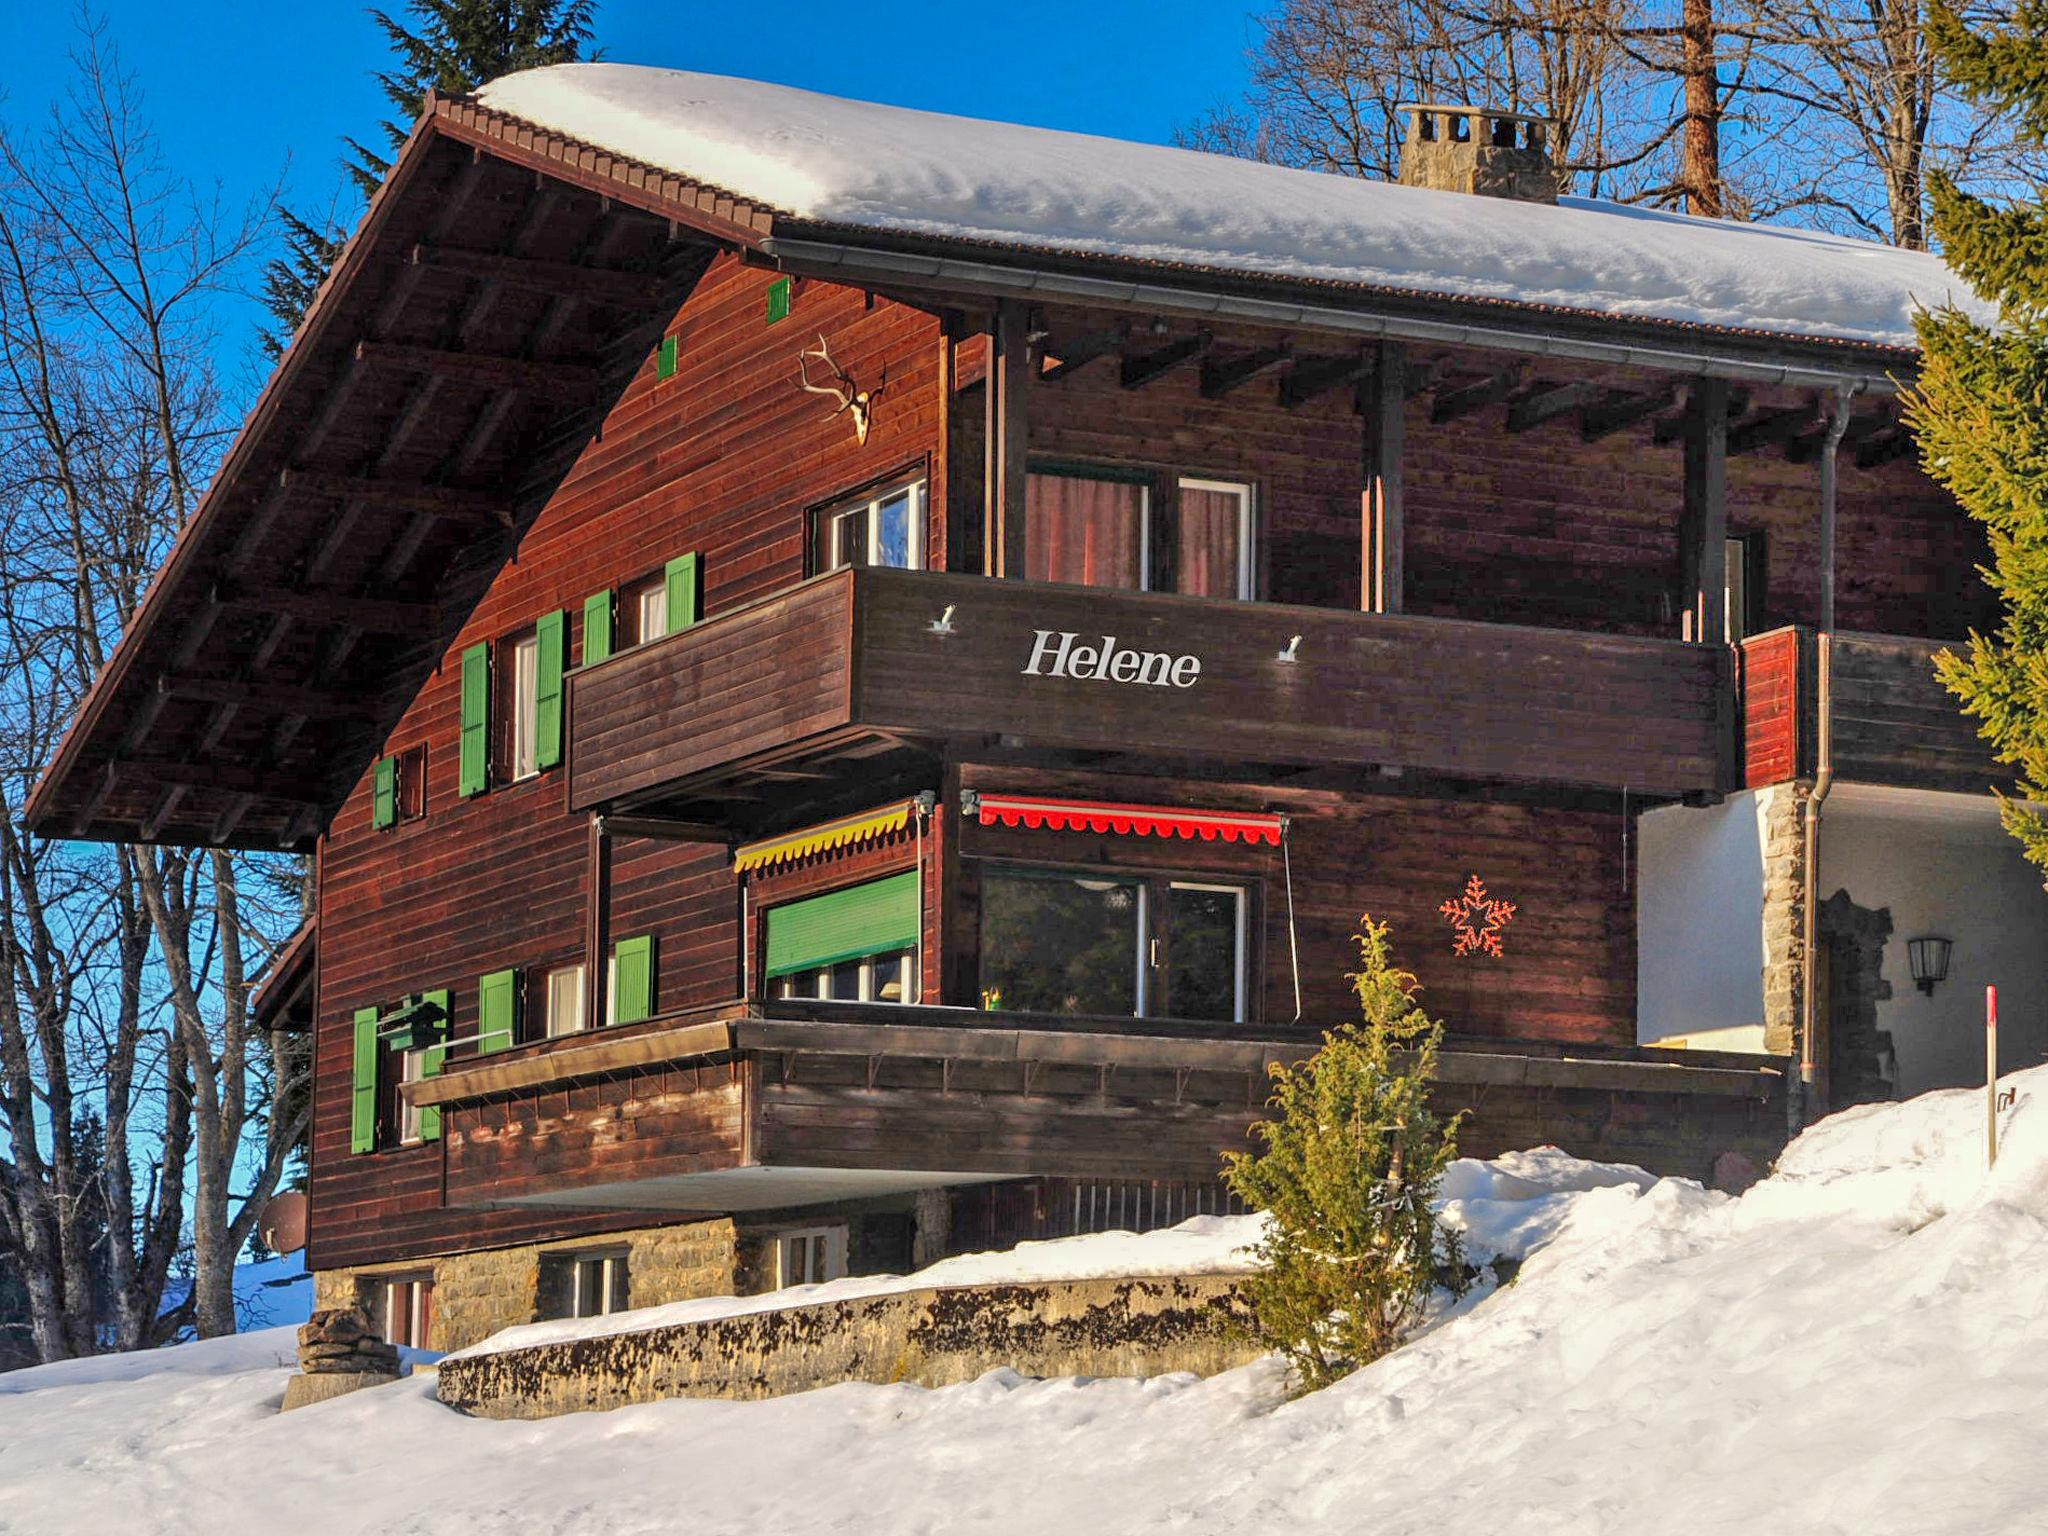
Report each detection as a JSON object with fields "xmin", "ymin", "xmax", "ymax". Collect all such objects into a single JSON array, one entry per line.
[{"xmin": 1022, "ymin": 629, "xmax": 1201, "ymax": 689}]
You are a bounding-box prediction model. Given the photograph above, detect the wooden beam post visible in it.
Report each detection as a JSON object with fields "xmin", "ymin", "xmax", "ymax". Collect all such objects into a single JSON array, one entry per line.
[
  {"xmin": 983, "ymin": 301, "xmax": 1030, "ymax": 579},
  {"xmin": 586, "ymin": 813, "xmax": 612, "ymax": 1032},
  {"xmin": 1679, "ymin": 378, "xmax": 1730, "ymax": 644},
  {"xmin": 1362, "ymin": 341, "xmax": 1406, "ymax": 614}
]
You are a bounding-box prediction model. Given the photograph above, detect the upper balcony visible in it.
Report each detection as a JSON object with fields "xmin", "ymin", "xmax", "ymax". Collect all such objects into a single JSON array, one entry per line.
[{"xmin": 567, "ymin": 567, "xmax": 1735, "ymax": 824}]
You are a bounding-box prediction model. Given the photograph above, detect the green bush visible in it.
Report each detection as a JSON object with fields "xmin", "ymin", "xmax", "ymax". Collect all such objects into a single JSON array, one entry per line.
[{"xmin": 1224, "ymin": 917, "xmax": 1466, "ymax": 1392}]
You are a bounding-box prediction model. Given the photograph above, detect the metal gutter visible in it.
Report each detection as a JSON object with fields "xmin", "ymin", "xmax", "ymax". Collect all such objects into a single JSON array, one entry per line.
[{"xmin": 762, "ymin": 235, "xmax": 1904, "ymax": 395}]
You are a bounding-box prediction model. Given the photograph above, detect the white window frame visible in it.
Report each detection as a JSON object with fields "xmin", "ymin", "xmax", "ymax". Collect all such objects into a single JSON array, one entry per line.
[
  {"xmin": 773, "ymin": 947, "xmax": 917, "ymax": 1006},
  {"xmin": 569, "ymin": 1252, "xmax": 626, "ymax": 1319},
  {"xmin": 545, "ymin": 963, "xmax": 587, "ymax": 1038},
  {"xmin": 380, "ymin": 1275, "xmax": 432, "ymax": 1350},
  {"xmin": 820, "ymin": 479, "xmax": 927, "ymax": 574},
  {"xmin": 1167, "ymin": 881, "xmax": 1250, "ymax": 1024},
  {"xmin": 1174, "ymin": 477, "xmax": 1256, "ymax": 600},
  {"xmin": 772, "ymin": 1225, "xmax": 849, "ymax": 1289},
  {"xmin": 397, "ymin": 1046, "xmax": 428, "ymax": 1145},
  {"xmin": 635, "ymin": 582, "xmax": 668, "ymax": 647},
  {"xmin": 508, "ymin": 632, "xmax": 540, "ymax": 782}
]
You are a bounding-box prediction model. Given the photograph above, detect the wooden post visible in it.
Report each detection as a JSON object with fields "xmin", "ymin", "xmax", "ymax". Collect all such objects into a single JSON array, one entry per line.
[
  {"xmin": 1361, "ymin": 341, "xmax": 1406, "ymax": 614},
  {"xmin": 1987, "ymin": 984, "xmax": 2000, "ymax": 1169},
  {"xmin": 1679, "ymin": 378, "xmax": 1729, "ymax": 643},
  {"xmin": 585, "ymin": 813, "xmax": 611, "ymax": 1029},
  {"xmin": 983, "ymin": 301, "xmax": 1030, "ymax": 579},
  {"xmin": 933, "ymin": 321, "xmax": 955, "ymax": 573}
]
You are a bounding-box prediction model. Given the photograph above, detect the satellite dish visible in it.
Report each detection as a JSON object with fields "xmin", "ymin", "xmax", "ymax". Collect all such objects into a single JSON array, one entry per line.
[{"xmin": 260, "ymin": 1190, "xmax": 309, "ymax": 1255}]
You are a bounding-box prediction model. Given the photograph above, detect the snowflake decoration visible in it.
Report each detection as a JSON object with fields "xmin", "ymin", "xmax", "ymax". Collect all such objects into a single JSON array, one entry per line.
[{"xmin": 1440, "ymin": 875, "xmax": 1517, "ymax": 959}]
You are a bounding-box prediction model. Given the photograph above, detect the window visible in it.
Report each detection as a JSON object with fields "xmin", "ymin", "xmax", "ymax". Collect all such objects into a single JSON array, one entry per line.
[
  {"xmin": 545, "ymin": 963, "xmax": 587, "ymax": 1038},
  {"xmin": 569, "ymin": 1252, "xmax": 628, "ymax": 1318},
  {"xmin": 392, "ymin": 745, "xmax": 426, "ymax": 822},
  {"xmin": 628, "ymin": 578, "xmax": 667, "ymax": 648},
  {"xmin": 379, "ymin": 1275, "xmax": 433, "ymax": 1350},
  {"xmin": 1025, "ymin": 468, "xmax": 1253, "ymax": 598},
  {"xmin": 762, "ymin": 872, "xmax": 921, "ymax": 1006},
  {"xmin": 772, "ymin": 1226, "xmax": 848, "ymax": 1289},
  {"xmin": 979, "ymin": 867, "xmax": 1251, "ymax": 1023},
  {"xmin": 501, "ymin": 631, "xmax": 540, "ymax": 783},
  {"xmin": 396, "ymin": 1046, "xmax": 430, "ymax": 1145},
  {"xmin": 774, "ymin": 948, "xmax": 916, "ymax": 1004},
  {"xmin": 814, "ymin": 478, "xmax": 925, "ymax": 573}
]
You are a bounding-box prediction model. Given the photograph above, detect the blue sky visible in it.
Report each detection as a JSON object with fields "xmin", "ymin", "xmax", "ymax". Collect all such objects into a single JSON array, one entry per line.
[{"xmin": 11, "ymin": 0, "xmax": 1259, "ymax": 277}]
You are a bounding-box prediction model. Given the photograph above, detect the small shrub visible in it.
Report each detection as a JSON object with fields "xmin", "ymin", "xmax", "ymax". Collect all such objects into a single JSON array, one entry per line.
[{"xmin": 1224, "ymin": 917, "xmax": 1466, "ymax": 1392}]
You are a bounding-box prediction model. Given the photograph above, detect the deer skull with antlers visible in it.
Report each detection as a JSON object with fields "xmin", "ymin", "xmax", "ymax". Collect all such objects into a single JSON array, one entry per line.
[{"xmin": 797, "ymin": 333, "xmax": 876, "ymax": 444}]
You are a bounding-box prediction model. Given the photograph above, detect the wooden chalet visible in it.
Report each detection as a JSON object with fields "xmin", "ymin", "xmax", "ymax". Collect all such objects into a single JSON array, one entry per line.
[{"xmin": 29, "ymin": 73, "xmax": 2044, "ymax": 1352}]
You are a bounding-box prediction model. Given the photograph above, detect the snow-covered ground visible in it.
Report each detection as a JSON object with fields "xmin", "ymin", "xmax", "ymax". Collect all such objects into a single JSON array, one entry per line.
[{"xmin": 5, "ymin": 1075, "xmax": 2046, "ymax": 1535}]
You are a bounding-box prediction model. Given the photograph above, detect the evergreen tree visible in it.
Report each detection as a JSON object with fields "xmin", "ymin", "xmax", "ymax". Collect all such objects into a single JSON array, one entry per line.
[
  {"xmin": 261, "ymin": 0, "xmax": 599, "ymax": 354},
  {"xmin": 1912, "ymin": 5, "xmax": 2048, "ymax": 878},
  {"xmin": 1224, "ymin": 918, "xmax": 1466, "ymax": 1393}
]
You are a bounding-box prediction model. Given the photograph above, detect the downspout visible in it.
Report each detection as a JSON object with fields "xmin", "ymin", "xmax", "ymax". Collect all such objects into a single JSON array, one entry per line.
[{"xmin": 1798, "ymin": 385, "xmax": 1858, "ymax": 1127}]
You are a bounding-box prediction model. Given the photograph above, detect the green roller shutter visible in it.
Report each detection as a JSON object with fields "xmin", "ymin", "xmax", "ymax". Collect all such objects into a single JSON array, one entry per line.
[
  {"xmin": 534, "ymin": 610, "xmax": 565, "ymax": 771},
  {"xmin": 417, "ymin": 988, "xmax": 449, "ymax": 1142},
  {"xmin": 458, "ymin": 643, "xmax": 490, "ymax": 797},
  {"xmin": 765, "ymin": 871, "xmax": 921, "ymax": 979},
  {"xmin": 583, "ymin": 590, "xmax": 613, "ymax": 666},
  {"xmin": 663, "ymin": 553, "xmax": 700, "ymax": 634},
  {"xmin": 477, "ymin": 969, "xmax": 518, "ymax": 1054},
  {"xmin": 350, "ymin": 1007, "xmax": 379, "ymax": 1153},
  {"xmin": 613, "ymin": 934, "xmax": 654, "ymax": 1024},
  {"xmin": 371, "ymin": 756, "xmax": 397, "ymax": 829}
]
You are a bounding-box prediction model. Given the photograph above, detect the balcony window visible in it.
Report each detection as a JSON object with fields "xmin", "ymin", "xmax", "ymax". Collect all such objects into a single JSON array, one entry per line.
[
  {"xmin": 815, "ymin": 478, "xmax": 926, "ymax": 573},
  {"xmin": 544, "ymin": 962, "xmax": 586, "ymax": 1038},
  {"xmin": 1025, "ymin": 468, "xmax": 1254, "ymax": 599},
  {"xmin": 1176, "ymin": 478, "xmax": 1254, "ymax": 600},
  {"xmin": 774, "ymin": 948, "xmax": 916, "ymax": 1004},
  {"xmin": 1166, "ymin": 882, "xmax": 1248, "ymax": 1023},
  {"xmin": 763, "ymin": 870, "xmax": 921, "ymax": 1005}
]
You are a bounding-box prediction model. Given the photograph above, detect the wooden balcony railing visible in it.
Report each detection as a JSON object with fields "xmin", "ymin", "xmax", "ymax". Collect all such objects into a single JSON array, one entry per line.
[{"xmin": 568, "ymin": 568, "xmax": 1735, "ymax": 813}]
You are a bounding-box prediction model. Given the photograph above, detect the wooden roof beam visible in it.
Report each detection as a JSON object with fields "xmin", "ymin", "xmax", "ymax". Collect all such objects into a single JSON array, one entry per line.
[
  {"xmin": 158, "ymin": 673, "xmax": 360, "ymax": 721},
  {"xmin": 1198, "ymin": 341, "xmax": 1292, "ymax": 399},
  {"xmin": 1431, "ymin": 362, "xmax": 1527, "ymax": 424},
  {"xmin": 410, "ymin": 242, "xmax": 673, "ymax": 310},
  {"xmin": 1855, "ymin": 424, "xmax": 1917, "ymax": 469},
  {"xmin": 1280, "ymin": 351, "xmax": 1371, "ymax": 409},
  {"xmin": 1506, "ymin": 380, "xmax": 1599, "ymax": 434},
  {"xmin": 1653, "ymin": 386, "xmax": 1750, "ymax": 445},
  {"xmin": 1119, "ymin": 329, "xmax": 1213, "ymax": 390},
  {"xmin": 277, "ymin": 468, "xmax": 511, "ymax": 528},
  {"xmin": 353, "ymin": 338, "xmax": 601, "ymax": 395},
  {"xmin": 211, "ymin": 581, "xmax": 433, "ymax": 636},
  {"xmin": 1037, "ymin": 322, "xmax": 1128, "ymax": 383},
  {"xmin": 114, "ymin": 757, "xmax": 325, "ymax": 805},
  {"xmin": 1789, "ymin": 408, "xmax": 1893, "ymax": 464},
  {"xmin": 1579, "ymin": 383, "xmax": 1679, "ymax": 442},
  {"xmin": 1726, "ymin": 403, "xmax": 1820, "ymax": 457}
]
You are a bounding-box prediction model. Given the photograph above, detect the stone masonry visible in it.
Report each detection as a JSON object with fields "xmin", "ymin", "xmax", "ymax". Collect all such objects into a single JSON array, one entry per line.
[{"xmin": 1756, "ymin": 782, "xmax": 1810, "ymax": 1059}]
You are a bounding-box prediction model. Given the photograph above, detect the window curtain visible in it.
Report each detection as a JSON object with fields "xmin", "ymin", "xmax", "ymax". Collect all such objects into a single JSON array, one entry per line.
[
  {"xmin": 1026, "ymin": 474, "xmax": 1145, "ymax": 590},
  {"xmin": 1177, "ymin": 485, "xmax": 1244, "ymax": 598}
]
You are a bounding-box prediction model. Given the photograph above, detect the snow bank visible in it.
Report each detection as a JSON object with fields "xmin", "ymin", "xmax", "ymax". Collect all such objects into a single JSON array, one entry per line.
[
  {"xmin": 8, "ymin": 1072, "xmax": 2048, "ymax": 1534},
  {"xmin": 474, "ymin": 65, "xmax": 1988, "ymax": 349}
]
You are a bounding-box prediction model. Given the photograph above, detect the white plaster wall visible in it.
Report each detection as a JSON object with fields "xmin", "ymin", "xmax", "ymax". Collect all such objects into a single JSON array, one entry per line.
[
  {"xmin": 1636, "ymin": 793, "xmax": 1767, "ymax": 1045},
  {"xmin": 1820, "ymin": 793, "xmax": 2048, "ymax": 1098}
]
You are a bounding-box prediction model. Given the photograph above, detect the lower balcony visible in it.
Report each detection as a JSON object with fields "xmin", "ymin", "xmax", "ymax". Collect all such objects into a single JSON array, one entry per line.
[{"xmin": 567, "ymin": 568, "xmax": 1734, "ymax": 827}]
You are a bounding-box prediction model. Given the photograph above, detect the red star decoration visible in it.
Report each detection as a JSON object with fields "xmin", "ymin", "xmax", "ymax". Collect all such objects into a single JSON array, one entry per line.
[{"xmin": 1440, "ymin": 875, "xmax": 1517, "ymax": 959}]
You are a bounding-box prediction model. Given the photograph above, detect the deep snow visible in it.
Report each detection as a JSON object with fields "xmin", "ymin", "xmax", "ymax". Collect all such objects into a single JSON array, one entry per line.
[
  {"xmin": 474, "ymin": 65, "xmax": 1989, "ymax": 349},
  {"xmin": 5, "ymin": 1075, "xmax": 2046, "ymax": 1534}
]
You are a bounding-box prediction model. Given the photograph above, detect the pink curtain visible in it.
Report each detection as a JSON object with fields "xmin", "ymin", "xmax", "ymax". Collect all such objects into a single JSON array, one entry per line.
[
  {"xmin": 1177, "ymin": 486, "xmax": 1244, "ymax": 598},
  {"xmin": 1027, "ymin": 474, "xmax": 1144, "ymax": 589}
]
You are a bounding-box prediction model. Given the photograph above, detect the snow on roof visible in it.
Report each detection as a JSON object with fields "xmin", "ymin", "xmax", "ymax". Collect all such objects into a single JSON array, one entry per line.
[{"xmin": 476, "ymin": 64, "xmax": 1988, "ymax": 352}]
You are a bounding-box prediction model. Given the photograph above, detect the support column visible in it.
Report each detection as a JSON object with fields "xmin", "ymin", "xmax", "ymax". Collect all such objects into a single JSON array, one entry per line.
[
  {"xmin": 1361, "ymin": 340, "xmax": 1406, "ymax": 614},
  {"xmin": 585, "ymin": 812, "xmax": 611, "ymax": 1028},
  {"xmin": 1756, "ymin": 781, "xmax": 1809, "ymax": 1061},
  {"xmin": 1679, "ymin": 377, "xmax": 1729, "ymax": 643},
  {"xmin": 982, "ymin": 301, "xmax": 1030, "ymax": 579}
]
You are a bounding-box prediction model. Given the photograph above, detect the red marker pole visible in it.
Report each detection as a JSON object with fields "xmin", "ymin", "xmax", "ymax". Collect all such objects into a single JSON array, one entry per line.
[{"xmin": 1987, "ymin": 985, "xmax": 2000, "ymax": 1171}]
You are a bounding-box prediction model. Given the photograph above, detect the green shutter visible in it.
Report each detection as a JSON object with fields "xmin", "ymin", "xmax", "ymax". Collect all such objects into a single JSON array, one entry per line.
[
  {"xmin": 372, "ymin": 756, "xmax": 397, "ymax": 829},
  {"xmin": 351, "ymin": 1007, "xmax": 379, "ymax": 1153},
  {"xmin": 766, "ymin": 276, "xmax": 792, "ymax": 324},
  {"xmin": 583, "ymin": 590, "xmax": 614, "ymax": 666},
  {"xmin": 657, "ymin": 334, "xmax": 678, "ymax": 379},
  {"xmin": 613, "ymin": 934, "xmax": 654, "ymax": 1024},
  {"xmin": 478, "ymin": 969, "xmax": 518, "ymax": 1054},
  {"xmin": 663, "ymin": 553, "xmax": 700, "ymax": 634},
  {"xmin": 458, "ymin": 643, "xmax": 490, "ymax": 797},
  {"xmin": 765, "ymin": 871, "xmax": 921, "ymax": 979},
  {"xmin": 417, "ymin": 988, "xmax": 449, "ymax": 1142},
  {"xmin": 534, "ymin": 610, "xmax": 565, "ymax": 771}
]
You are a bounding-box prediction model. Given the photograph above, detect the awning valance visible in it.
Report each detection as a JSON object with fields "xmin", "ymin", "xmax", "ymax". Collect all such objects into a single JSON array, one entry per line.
[
  {"xmin": 972, "ymin": 794, "xmax": 1284, "ymax": 846},
  {"xmin": 733, "ymin": 799, "xmax": 916, "ymax": 874}
]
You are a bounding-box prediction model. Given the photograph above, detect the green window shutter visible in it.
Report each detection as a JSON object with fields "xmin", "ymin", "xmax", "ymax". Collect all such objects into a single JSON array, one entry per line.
[
  {"xmin": 613, "ymin": 934, "xmax": 654, "ymax": 1024},
  {"xmin": 350, "ymin": 1007, "xmax": 379, "ymax": 1154},
  {"xmin": 766, "ymin": 276, "xmax": 792, "ymax": 324},
  {"xmin": 458, "ymin": 643, "xmax": 490, "ymax": 797},
  {"xmin": 534, "ymin": 610, "xmax": 566, "ymax": 771},
  {"xmin": 663, "ymin": 553, "xmax": 700, "ymax": 635},
  {"xmin": 417, "ymin": 988, "xmax": 450, "ymax": 1142},
  {"xmin": 656, "ymin": 334, "xmax": 679, "ymax": 380},
  {"xmin": 583, "ymin": 589, "xmax": 614, "ymax": 666},
  {"xmin": 765, "ymin": 870, "xmax": 921, "ymax": 979},
  {"xmin": 372, "ymin": 756, "xmax": 397, "ymax": 830},
  {"xmin": 478, "ymin": 969, "xmax": 519, "ymax": 1054}
]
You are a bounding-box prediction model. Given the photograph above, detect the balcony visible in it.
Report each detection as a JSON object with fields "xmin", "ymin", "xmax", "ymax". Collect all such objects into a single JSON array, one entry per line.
[{"xmin": 568, "ymin": 568, "xmax": 1734, "ymax": 822}]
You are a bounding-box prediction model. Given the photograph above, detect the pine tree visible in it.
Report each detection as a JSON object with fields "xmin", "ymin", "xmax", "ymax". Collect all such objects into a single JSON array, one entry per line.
[
  {"xmin": 1224, "ymin": 917, "xmax": 1466, "ymax": 1393},
  {"xmin": 261, "ymin": 0, "xmax": 599, "ymax": 354},
  {"xmin": 1911, "ymin": 5, "xmax": 2048, "ymax": 878}
]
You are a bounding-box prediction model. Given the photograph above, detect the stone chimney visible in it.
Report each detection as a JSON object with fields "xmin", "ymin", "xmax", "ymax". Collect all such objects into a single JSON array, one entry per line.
[{"xmin": 1398, "ymin": 105, "xmax": 1559, "ymax": 205}]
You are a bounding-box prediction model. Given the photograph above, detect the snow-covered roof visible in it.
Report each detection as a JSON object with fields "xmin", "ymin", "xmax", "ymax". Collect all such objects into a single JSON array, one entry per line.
[{"xmin": 475, "ymin": 64, "xmax": 1987, "ymax": 353}]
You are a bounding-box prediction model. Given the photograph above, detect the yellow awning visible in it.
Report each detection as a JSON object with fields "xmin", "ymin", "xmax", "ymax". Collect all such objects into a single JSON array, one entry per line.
[{"xmin": 733, "ymin": 800, "xmax": 916, "ymax": 874}]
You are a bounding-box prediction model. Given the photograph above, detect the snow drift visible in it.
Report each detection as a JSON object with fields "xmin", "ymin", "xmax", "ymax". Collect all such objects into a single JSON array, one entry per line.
[{"xmin": 5, "ymin": 1070, "xmax": 2046, "ymax": 1534}]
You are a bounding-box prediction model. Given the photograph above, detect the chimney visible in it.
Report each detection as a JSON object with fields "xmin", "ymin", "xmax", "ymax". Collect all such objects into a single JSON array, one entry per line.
[{"xmin": 1398, "ymin": 105, "xmax": 1559, "ymax": 205}]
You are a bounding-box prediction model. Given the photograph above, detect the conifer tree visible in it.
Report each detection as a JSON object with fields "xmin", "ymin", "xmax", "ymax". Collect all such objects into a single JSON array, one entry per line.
[
  {"xmin": 1911, "ymin": 4, "xmax": 2048, "ymax": 878},
  {"xmin": 1224, "ymin": 918, "xmax": 1466, "ymax": 1392},
  {"xmin": 261, "ymin": 0, "xmax": 599, "ymax": 355}
]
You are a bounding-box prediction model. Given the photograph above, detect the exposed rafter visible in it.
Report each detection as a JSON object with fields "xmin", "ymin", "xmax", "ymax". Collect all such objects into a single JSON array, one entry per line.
[
  {"xmin": 1506, "ymin": 380, "xmax": 1600, "ymax": 434},
  {"xmin": 409, "ymin": 242, "xmax": 674, "ymax": 309},
  {"xmin": 158, "ymin": 673, "xmax": 360, "ymax": 720},
  {"xmin": 1280, "ymin": 351, "xmax": 1370, "ymax": 409},
  {"xmin": 113, "ymin": 757, "xmax": 325, "ymax": 804},
  {"xmin": 1198, "ymin": 342, "xmax": 1292, "ymax": 399},
  {"xmin": 1119, "ymin": 329, "xmax": 1213, "ymax": 390},
  {"xmin": 1430, "ymin": 363, "xmax": 1527, "ymax": 424},
  {"xmin": 1038, "ymin": 322, "xmax": 1129, "ymax": 383},
  {"xmin": 1855, "ymin": 424, "xmax": 1918, "ymax": 470},
  {"xmin": 1578, "ymin": 383, "xmax": 1679, "ymax": 442},
  {"xmin": 1653, "ymin": 387, "xmax": 1750, "ymax": 445},
  {"xmin": 210, "ymin": 581, "xmax": 435, "ymax": 636},
  {"xmin": 1789, "ymin": 409, "xmax": 1892, "ymax": 464},
  {"xmin": 277, "ymin": 468, "xmax": 512, "ymax": 528},
  {"xmin": 354, "ymin": 338, "xmax": 602, "ymax": 394},
  {"xmin": 1727, "ymin": 404, "xmax": 1819, "ymax": 457}
]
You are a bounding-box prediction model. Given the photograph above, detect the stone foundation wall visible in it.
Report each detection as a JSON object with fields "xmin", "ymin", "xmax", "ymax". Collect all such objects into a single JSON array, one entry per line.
[{"xmin": 435, "ymin": 1272, "xmax": 1256, "ymax": 1419}]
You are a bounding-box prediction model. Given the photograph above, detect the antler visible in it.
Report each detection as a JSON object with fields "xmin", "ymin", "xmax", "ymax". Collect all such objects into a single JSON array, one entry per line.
[{"xmin": 796, "ymin": 333, "xmax": 874, "ymax": 444}]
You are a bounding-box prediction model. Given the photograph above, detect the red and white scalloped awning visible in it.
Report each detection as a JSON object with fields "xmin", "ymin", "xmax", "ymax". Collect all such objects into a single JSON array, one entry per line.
[{"xmin": 973, "ymin": 794, "xmax": 1284, "ymax": 846}]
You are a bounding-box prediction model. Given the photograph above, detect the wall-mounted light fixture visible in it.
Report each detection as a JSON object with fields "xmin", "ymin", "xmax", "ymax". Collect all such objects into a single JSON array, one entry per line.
[
  {"xmin": 1276, "ymin": 634, "xmax": 1303, "ymax": 664},
  {"xmin": 1907, "ymin": 934, "xmax": 1953, "ymax": 997},
  {"xmin": 929, "ymin": 604, "xmax": 956, "ymax": 637}
]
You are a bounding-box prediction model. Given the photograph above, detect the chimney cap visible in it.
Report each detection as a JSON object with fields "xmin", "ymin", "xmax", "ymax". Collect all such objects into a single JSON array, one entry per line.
[{"xmin": 1398, "ymin": 102, "xmax": 1555, "ymax": 125}]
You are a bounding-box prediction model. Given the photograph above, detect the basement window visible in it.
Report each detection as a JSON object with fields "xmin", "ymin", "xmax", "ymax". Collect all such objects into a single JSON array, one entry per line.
[
  {"xmin": 570, "ymin": 1252, "xmax": 628, "ymax": 1318},
  {"xmin": 379, "ymin": 1274, "xmax": 434, "ymax": 1350},
  {"xmin": 772, "ymin": 1226, "xmax": 848, "ymax": 1289}
]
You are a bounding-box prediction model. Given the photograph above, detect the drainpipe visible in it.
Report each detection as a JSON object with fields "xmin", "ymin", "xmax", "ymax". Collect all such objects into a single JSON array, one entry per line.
[{"xmin": 1797, "ymin": 385, "xmax": 1858, "ymax": 1128}]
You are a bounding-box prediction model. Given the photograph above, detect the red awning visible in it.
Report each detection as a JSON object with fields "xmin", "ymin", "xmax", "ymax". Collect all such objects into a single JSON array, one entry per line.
[{"xmin": 972, "ymin": 794, "xmax": 1284, "ymax": 846}]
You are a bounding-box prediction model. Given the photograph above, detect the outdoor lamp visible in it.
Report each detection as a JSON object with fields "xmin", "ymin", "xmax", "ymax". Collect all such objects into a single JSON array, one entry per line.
[{"xmin": 1906, "ymin": 935, "xmax": 1953, "ymax": 997}]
